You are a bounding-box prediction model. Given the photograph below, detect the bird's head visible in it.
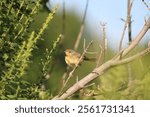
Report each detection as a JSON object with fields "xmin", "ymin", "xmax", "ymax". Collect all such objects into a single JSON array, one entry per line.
[{"xmin": 64, "ymin": 49, "xmax": 73, "ymax": 56}]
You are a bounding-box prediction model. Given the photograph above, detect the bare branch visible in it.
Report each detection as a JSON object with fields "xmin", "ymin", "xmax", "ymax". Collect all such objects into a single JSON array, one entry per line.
[
  {"xmin": 84, "ymin": 83, "xmax": 95, "ymax": 88},
  {"xmin": 148, "ymin": 41, "xmax": 150, "ymax": 48},
  {"xmin": 96, "ymin": 45, "xmax": 104, "ymax": 67},
  {"xmin": 74, "ymin": 0, "xmax": 89, "ymax": 51},
  {"xmin": 127, "ymin": 0, "xmax": 134, "ymax": 87},
  {"xmin": 59, "ymin": 1, "xmax": 67, "ymax": 87},
  {"xmin": 61, "ymin": 0, "xmax": 66, "ymax": 42},
  {"xmin": 127, "ymin": 64, "xmax": 132, "ymax": 87},
  {"xmin": 142, "ymin": 0, "xmax": 150, "ymax": 10},
  {"xmin": 52, "ymin": 18, "xmax": 150, "ymax": 100},
  {"xmin": 113, "ymin": 48, "xmax": 150, "ymax": 65},
  {"xmin": 127, "ymin": 0, "xmax": 133, "ymax": 42},
  {"xmin": 119, "ymin": 21, "xmax": 128, "ymax": 51},
  {"xmin": 61, "ymin": 67, "xmax": 69, "ymax": 87},
  {"xmin": 119, "ymin": 17, "xmax": 150, "ymax": 58},
  {"xmin": 119, "ymin": 0, "xmax": 134, "ymax": 50},
  {"xmin": 96, "ymin": 22, "xmax": 107, "ymax": 67}
]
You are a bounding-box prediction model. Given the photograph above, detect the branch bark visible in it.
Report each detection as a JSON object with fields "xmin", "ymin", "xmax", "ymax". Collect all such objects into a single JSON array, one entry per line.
[
  {"xmin": 119, "ymin": 0, "xmax": 133, "ymax": 50},
  {"xmin": 120, "ymin": 18, "xmax": 150, "ymax": 58}
]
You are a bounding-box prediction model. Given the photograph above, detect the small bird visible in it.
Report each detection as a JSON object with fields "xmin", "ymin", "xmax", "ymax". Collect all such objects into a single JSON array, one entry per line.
[{"xmin": 64, "ymin": 49, "xmax": 95, "ymax": 67}]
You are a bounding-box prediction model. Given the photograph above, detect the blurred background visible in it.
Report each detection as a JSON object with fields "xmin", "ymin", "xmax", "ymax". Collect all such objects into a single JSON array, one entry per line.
[
  {"xmin": 50, "ymin": 0, "xmax": 150, "ymax": 48},
  {"xmin": 24, "ymin": 0, "xmax": 150, "ymax": 99}
]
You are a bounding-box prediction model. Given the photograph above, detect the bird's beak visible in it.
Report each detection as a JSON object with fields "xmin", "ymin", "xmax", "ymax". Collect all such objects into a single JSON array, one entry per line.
[
  {"xmin": 64, "ymin": 50, "xmax": 66, "ymax": 53},
  {"xmin": 64, "ymin": 49, "xmax": 68, "ymax": 53}
]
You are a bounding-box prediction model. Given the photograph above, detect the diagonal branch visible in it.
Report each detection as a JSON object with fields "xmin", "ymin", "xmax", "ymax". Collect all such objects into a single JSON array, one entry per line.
[
  {"xmin": 112, "ymin": 48, "xmax": 150, "ymax": 65},
  {"xmin": 53, "ymin": 17, "xmax": 150, "ymax": 100}
]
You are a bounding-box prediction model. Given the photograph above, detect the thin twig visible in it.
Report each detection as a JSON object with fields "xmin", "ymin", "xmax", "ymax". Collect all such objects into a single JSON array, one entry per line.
[
  {"xmin": 96, "ymin": 22, "xmax": 107, "ymax": 67},
  {"xmin": 127, "ymin": 0, "xmax": 134, "ymax": 88},
  {"xmin": 119, "ymin": 0, "xmax": 134, "ymax": 50},
  {"xmin": 148, "ymin": 41, "xmax": 150, "ymax": 48},
  {"xmin": 84, "ymin": 83, "xmax": 95, "ymax": 88},
  {"xmin": 74, "ymin": 0, "xmax": 89, "ymax": 51},
  {"xmin": 127, "ymin": 64, "xmax": 132, "ymax": 87},
  {"xmin": 127, "ymin": 0, "xmax": 133, "ymax": 42},
  {"xmin": 59, "ymin": 0, "xmax": 66, "ymax": 44},
  {"xmin": 62, "ymin": 1, "xmax": 65, "ymax": 41},
  {"xmin": 126, "ymin": 0, "xmax": 133, "ymax": 90},
  {"xmin": 61, "ymin": 67, "xmax": 69, "ymax": 87},
  {"xmin": 60, "ymin": 0, "xmax": 67, "ymax": 87},
  {"xmin": 113, "ymin": 48, "xmax": 150, "ymax": 65},
  {"xmin": 119, "ymin": 20, "xmax": 128, "ymax": 51},
  {"xmin": 58, "ymin": 40, "xmax": 93, "ymax": 96},
  {"xmin": 96, "ymin": 45, "xmax": 104, "ymax": 67},
  {"xmin": 142, "ymin": 0, "xmax": 150, "ymax": 10}
]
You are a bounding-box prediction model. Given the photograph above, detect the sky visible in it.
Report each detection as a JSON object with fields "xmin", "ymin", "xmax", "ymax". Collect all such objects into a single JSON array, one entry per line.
[{"xmin": 48, "ymin": 0, "xmax": 150, "ymax": 49}]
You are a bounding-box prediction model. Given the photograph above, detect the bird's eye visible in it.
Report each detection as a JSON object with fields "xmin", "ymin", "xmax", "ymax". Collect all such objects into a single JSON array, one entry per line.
[{"xmin": 67, "ymin": 50, "xmax": 71, "ymax": 53}]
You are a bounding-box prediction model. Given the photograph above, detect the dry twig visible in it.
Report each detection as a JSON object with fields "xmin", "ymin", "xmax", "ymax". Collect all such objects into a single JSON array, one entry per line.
[
  {"xmin": 142, "ymin": 0, "xmax": 150, "ymax": 10},
  {"xmin": 61, "ymin": 1, "xmax": 66, "ymax": 42},
  {"xmin": 60, "ymin": 0, "xmax": 66, "ymax": 87},
  {"xmin": 74, "ymin": 0, "xmax": 89, "ymax": 51},
  {"xmin": 96, "ymin": 22, "xmax": 107, "ymax": 67},
  {"xmin": 119, "ymin": 0, "xmax": 134, "ymax": 50}
]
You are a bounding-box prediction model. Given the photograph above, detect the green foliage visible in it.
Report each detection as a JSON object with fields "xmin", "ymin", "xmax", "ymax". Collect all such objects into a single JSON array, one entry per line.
[
  {"xmin": 41, "ymin": 34, "xmax": 62, "ymax": 77},
  {"xmin": 0, "ymin": 0, "xmax": 60, "ymax": 99},
  {"xmin": 0, "ymin": 0, "xmax": 41, "ymax": 76}
]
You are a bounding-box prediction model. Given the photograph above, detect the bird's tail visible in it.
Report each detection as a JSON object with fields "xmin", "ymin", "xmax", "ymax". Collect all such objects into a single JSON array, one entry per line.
[{"xmin": 84, "ymin": 56, "xmax": 96, "ymax": 61}]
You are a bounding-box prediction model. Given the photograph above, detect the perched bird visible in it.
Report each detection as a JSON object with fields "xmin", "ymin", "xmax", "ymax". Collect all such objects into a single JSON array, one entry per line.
[{"xmin": 64, "ymin": 49, "xmax": 95, "ymax": 67}]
